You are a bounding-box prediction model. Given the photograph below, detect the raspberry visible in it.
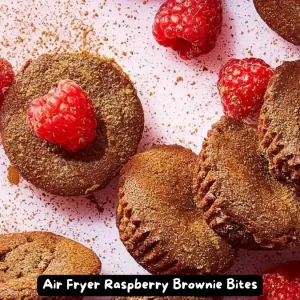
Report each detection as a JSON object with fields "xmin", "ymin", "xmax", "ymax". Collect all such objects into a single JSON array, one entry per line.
[
  {"xmin": 269, "ymin": 282, "xmax": 300, "ymax": 300},
  {"xmin": 262, "ymin": 262, "xmax": 300, "ymax": 300},
  {"xmin": 0, "ymin": 58, "xmax": 14, "ymax": 95},
  {"xmin": 263, "ymin": 268, "xmax": 290, "ymax": 295},
  {"xmin": 28, "ymin": 79, "xmax": 97, "ymax": 152},
  {"xmin": 153, "ymin": 0, "xmax": 222, "ymax": 59},
  {"xmin": 217, "ymin": 58, "xmax": 274, "ymax": 120}
]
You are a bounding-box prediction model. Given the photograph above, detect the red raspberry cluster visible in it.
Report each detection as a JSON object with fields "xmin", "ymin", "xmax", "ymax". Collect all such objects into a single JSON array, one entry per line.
[
  {"xmin": 261, "ymin": 262, "xmax": 300, "ymax": 300},
  {"xmin": 153, "ymin": 0, "xmax": 222, "ymax": 59},
  {"xmin": 218, "ymin": 58, "xmax": 274, "ymax": 120}
]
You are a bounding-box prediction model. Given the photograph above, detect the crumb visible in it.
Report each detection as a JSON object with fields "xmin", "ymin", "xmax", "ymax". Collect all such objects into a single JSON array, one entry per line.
[{"xmin": 7, "ymin": 166, "xmax": 20, "ymax": 186}]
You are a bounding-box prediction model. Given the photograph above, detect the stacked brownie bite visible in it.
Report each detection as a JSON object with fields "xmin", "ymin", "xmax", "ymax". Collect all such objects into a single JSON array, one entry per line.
[{"xmin": 193, "ymin": 60, "xmax": 300, "ymax": 252}]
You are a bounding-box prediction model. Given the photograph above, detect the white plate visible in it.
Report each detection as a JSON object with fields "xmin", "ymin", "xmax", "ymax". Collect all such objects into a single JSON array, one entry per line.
[{"xmin": 0, "ymin": 1, "xmax": 300, "ymax": 299}]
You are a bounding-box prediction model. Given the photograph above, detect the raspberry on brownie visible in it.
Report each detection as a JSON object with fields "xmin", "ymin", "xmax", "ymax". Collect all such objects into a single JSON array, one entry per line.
[
  {"xmin": 117, "ymin": 145, "xmax": 235, "ymax": 275},
  {"xmin": 193, "ymin": 117, "xmax": 300, "ymax": 250},
  {"xmin": 258, "ymin": 60, "xmax": 300, "ymax": 190},
  {"xmin": 28, "ymin": 79, "xmax": 97, "ymax": 152},
  {"xmin": 0, "ymin": 52, "xmax": 144, "ymax": 196}
]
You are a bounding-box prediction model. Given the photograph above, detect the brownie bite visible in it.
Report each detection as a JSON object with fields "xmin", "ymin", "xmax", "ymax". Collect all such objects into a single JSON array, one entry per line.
[
  {"xmin": 194, "ymin": 117, "xmax": 300, "ymax": 250},
  {"xmin": 0, "ymin": 52, "xmax": 144, "ymax": 196},
  {"xmin": 258, "ymin": 60, "xmax": 300, "ymax": 190},
  {"xmin": 254, "ymin": 0, "xmax": 300, "ymax": 46},
  {"xmin": 117, "ymin": 145, "xmax": 235, "ymax": 275},
  {"xmin": 0, "ymin": 231, "xmax": 101, "ymax": 299}
]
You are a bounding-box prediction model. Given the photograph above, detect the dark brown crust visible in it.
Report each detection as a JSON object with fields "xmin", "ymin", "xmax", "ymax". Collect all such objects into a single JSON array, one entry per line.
[
  {"xmin": 117, "ymin": 145, "xmax": 235, "ymax": 275},
  {"xmin": 254, "ymin": 0, "xmax": 300, "ymax": 46},
  {"xmin": 194, "ymin": 117, "xmax": 300, "ymax": 250},
  {"xmin": 258, "ymin": 60, "xmax": 300, "ymax": 190},
  {"xmin": 111, "ymin": 297, "xmax": 221, "ymax": 300},
  {"xmin": 0, "ymin": 231, "xmax": 101, "ymax": 299},
  {"xmin": 0, "ymin": 52, "xmax": 144, "ymax": 196}
]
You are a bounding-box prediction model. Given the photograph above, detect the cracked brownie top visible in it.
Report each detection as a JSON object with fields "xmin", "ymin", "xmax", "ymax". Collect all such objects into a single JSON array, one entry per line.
[{"xmin": 0, "ymin": 231, "xmax": 101, "ymax": 299}]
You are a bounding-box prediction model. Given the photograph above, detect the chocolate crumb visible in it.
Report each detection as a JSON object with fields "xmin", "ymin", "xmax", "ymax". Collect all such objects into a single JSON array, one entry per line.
[{"xmin": 7, "ymin": 165, "xmax": 20, "ymax": 186}]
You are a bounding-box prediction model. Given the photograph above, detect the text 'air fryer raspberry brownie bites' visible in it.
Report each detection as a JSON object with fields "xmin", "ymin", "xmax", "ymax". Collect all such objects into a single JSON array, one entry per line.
[{"xmin": 0, "ymin": 0, "xmax": 300, "ymax": 299}]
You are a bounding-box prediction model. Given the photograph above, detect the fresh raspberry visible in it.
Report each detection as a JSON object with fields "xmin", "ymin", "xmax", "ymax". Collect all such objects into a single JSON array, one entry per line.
[
  {"xmin": 28, "ymin": 79, "xmax": 97, "ymax": 152},
  {"xmin": 263, "ymin": 268, "xmax": 290, "ymax": 295},
  {"xmin": 0, "ymin": 58, "xmax": 14, "ymax": 95},
  {"xmin": 218, "ymin": 58, "xmax": 274, "ymax": 120},
  {"xmin": 261, "ymin": 262, "xmax": 300, "ymax": 300},
  {"xmin": 268, "ymin": 282, "xmax": 300, "ymax": 300},
  {"xmin": 153, "ymin": 0, "xmax": 222, "ymax": 59}
]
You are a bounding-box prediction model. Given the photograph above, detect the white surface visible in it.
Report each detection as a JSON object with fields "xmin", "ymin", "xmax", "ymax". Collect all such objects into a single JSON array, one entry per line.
[{"xmin": 0, "ymin": 0, "xmax": 300, "ymax": 299}]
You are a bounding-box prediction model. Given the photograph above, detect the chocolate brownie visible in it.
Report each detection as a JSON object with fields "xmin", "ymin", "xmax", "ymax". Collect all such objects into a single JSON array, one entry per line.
[
  {"xmin": 254, "ymin": 0, "xmax": 300, "ymax": 46},
  {"xmin": 258, "ymin": 60, "xmax": 300, "ymax": 189},
  {"xmin": 0, "ymin": 231, "xmax": 101, "ymax": 299},
  {"xmin": 117, "ymin": 145, "xmax": 235, "ymax": 275},
  {"xmin": 111, "ymin": 297, "xmax": 221, "ymax": 300},
  {"xmin": 194, "ymin": 117, "xmax": 300, "ymax": 250},
  {"xmin": 0, "ymin": 52, "xmax": 144, "ymax": 196}
]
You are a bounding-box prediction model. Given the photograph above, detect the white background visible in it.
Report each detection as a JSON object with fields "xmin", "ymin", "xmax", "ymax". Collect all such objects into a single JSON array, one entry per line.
[{"xmin": 0, "ymin": 0, "xmax": 300, "ymax": 299}]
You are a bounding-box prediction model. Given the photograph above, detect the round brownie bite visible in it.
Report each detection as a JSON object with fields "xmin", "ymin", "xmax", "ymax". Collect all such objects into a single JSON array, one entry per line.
[
  {"xmin": 117, "ymin": 145, "xmax": 235, "ymax": 275},
  {"xmin": 194, "ymin": 117, "xmax": 300, "ymax": 250},
  {"xmin": 0, "ymin": 52, "xmax": 144, "ymax": 196},
  {"xmin": 254, "ymin": 0, "xmax": 300, "ymax": 46},
  {"xmin": 0, "ymin": 231, "xmax": 101, "ymax": 299},
  {"xmin": 258, "ymin": 60, "xmax": 300, "ymax": 190}
]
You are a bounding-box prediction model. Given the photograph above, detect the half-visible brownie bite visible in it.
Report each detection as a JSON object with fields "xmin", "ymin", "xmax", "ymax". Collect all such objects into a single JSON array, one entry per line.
[
  {"xmin": 117, "ymin": 145, "xmax": 235, "ymax": 275},
  {"xmin": 258, "ymin": 60, "xmax": 300, "ymax": 190},
  {"xmin": 0, "ymin": 52, "xmax": 144, "ymax": 196},
  {"xmin": 254, "ymin": 0, "xmax": 300, "ymax": 46},
  {"xmin": 0, "ymin": 231, "xmax": 101, "ymax": 299},
  {"xmin": 194, "ymin": 117, "xmax": 300, "ymax": 250}
]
